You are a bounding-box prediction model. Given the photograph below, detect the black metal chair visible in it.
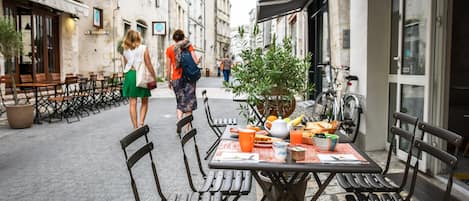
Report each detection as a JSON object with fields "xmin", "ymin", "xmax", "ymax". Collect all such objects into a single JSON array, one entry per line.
[
  {"xmin": 201, "ymin": 90, "xmax": 237, "ymax": 160},
  {"xmin": 336, "ymin": 112, "xmax": 420, "ymax": 195},
  {"xmin": 345, "ymin": 123, "xmax": 462, "ymax": 201},
  {"xmin": 120, "ymin": 125, "xmax": 222, "ymax": 201},
  {"xmin": 176, "ymin": 115, "xmax": 252, "ymax": 201}
]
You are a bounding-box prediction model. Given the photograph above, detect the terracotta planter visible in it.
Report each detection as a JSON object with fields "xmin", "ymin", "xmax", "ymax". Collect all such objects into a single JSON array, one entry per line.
[
  {"xmin": 6, "ymin": 104, "xmax": 34, "ymax": 129},
  {"xmin": 256, "ymin": 87, "xmax": 296, "ymax": 118}
]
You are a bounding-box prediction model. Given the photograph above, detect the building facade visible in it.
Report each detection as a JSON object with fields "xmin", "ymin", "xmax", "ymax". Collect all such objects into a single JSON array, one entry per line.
[
  {"xmin": 0, "ymin": 0, "xmax": 88, "ymax": 81},
  {"xmin": 0, "ymin": 0, "xmax": 170, "ymax": 80},
  {"xmin": 78, "ymin": 0, "xmax": 169, "ymax": 77},
  {"xmin": 257, "ymin": 0, "xmax": 469, "ymax": 197},
  {"xmin": 215, "ymin": 0, "xmax": 230, "ymax": 59},
  {"xmin": 188, "ymin": 0, "xmax": 206, "ymax": 68}
]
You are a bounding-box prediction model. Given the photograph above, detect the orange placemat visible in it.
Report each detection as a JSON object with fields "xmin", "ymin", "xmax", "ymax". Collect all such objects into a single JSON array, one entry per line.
[{"xmin": 214, "ymin": 141, "xmax": 368, "ymax": 163}]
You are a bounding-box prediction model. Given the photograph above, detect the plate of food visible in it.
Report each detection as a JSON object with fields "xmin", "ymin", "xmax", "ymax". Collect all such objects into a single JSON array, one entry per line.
[
  {"xmin": 229, "ymin": 127, "xmax": 239, "ymax": 138},
  {"xmin": 254, "ymin": 135, "xmax": 282, "ymax": 147}
]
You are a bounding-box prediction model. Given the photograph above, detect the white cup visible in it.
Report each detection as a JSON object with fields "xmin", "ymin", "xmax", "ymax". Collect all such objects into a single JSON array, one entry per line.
[{"xmin": 273, "ymin": 141, "xmax": 289, "ymax": 161}]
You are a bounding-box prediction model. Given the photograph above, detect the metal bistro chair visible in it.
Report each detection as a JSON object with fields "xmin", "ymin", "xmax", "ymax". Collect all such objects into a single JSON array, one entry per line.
[
  {"xmin": 176, "ymin": 115, "xmax": 252, "ymax": 201},
  {"xmin": 120, "ymin": 125, "xmax": 222, "ymax": 201},
  {"xmin": 201, "ymin": 90, "xmax": 237, "ymax": 160},
  {"xmin": 336, "ymin": 112, "xmax": 420, "ymax": 196},
  {"xmin": 346, "ymin": 123, "xmax": 462, "ymax": 201}
]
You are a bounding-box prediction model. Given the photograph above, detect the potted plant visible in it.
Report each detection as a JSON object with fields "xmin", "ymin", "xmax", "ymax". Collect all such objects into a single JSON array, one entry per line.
[
  {"xmin": 226, "ymin": 26, "xmax": 312, "ymax": 120},
  {"xmin": 0, "ymin": 17, "xmax": 33, "ymax": 128}
]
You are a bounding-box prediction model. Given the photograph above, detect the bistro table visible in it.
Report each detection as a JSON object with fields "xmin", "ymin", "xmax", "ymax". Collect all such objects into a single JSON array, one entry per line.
[
  {"xmin": 16, "ymin": 82, "xmax": 61, "ymax": 124},
  {"xmin": 209, "ymin": 126, "xmax": 382, "ymax": 201}
]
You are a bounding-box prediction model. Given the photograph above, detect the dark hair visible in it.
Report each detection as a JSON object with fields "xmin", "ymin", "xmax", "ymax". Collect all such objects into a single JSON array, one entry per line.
[{"xmin": 172, "ymin": 29, "xmax": 185, "ymax": 42}]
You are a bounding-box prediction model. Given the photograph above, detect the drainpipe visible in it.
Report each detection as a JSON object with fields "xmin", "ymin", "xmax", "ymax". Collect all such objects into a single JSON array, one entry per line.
[{"xmin": 112, "ymin": 0, "xmax": 120, "ymax": 73}]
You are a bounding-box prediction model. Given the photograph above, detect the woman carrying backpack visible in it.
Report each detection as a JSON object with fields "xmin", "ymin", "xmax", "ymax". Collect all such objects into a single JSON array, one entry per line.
[
  {"xmin": 122, "ymin": 30, "xmax": 157, "ymax": 128},
  {"xmin": 166, "ymin": 29, "xmax": 200, "ymax": 120}
]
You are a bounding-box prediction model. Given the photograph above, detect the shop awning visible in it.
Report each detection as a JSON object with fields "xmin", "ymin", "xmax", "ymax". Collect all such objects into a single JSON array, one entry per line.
[
  {"xmin": 257, "ymin": 0, "xmax": 314, "ymax": 22},
  {"xmin": 29, "ymin": 0, "xmax": 89, "ymax": 16}
]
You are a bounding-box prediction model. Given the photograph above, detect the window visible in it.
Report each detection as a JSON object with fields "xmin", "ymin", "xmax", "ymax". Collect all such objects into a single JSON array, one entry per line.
[
  {"xmin": 136, "ymin": 20, "xmax": 148, "ymax": 42},
  {"xmin": 123, "ymin": 21, "xmax": 131, "ymax": 36},
  {"xmin": 93, "ymin": 7, "xmax": 103, "ymax": 28}
]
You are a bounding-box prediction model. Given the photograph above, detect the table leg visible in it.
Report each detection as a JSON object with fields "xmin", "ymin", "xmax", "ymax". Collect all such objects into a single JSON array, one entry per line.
[
  {"xmin": 310, "ymin": 173, "xmax": 336, "ymax": 201},
  {"xmin": 33, "ymin": 87, "xmax": 42, "ymax": 124},
  {"xmin": 251, "ymin": 171, "xmax": 277, "ymax": 201},
  {"xmin": 253, "ymin": 171, "xmax": 309, "ymax": 201}
]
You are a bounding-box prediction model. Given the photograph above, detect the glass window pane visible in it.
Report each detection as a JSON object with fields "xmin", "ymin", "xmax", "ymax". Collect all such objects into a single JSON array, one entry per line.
[
  {"xmin": 34, "ymin": 15, "xmax": 44, "ymax": 74},
  {"xmin": 399, "ymin": 84, "xmax": 424, "ymax": 157},
  {"xmin": 389, "ymin": 0, "xmax": 399, "ymax": 74},
  {"xmin": 402, "ymin": 0, "xmax": 429, "ymax": 75}
]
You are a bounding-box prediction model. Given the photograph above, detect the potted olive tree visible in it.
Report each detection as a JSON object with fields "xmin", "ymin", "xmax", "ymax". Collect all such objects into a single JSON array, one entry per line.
[
  {"xmin": 0, "ymin": 17, "xmax": 33, "ymax": 128},
  {"xmin": 226, "ymin": 26, "xmax": 312, "ymax": 119}
]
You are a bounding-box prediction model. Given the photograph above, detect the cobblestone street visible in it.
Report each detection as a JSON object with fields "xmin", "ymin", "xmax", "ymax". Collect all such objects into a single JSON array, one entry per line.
[
  {"xmin": 0, "ymin": 77, "xmax": 399, "ymax": 201},
  {"xmin": 0, "ymin": 77, "xmax": 255, "ymax": 201}
]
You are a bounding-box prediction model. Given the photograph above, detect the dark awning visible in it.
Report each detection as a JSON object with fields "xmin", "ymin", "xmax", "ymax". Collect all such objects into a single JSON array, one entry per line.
[{"xmin": 257, "ymin": 0, "xmax": 315, "ymax": 23}]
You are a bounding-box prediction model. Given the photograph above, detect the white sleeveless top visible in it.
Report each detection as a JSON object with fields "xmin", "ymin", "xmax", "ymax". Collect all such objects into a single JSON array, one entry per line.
[{"xmin": 123, "ymin": 45, "xmax": 146, "ymax": 73}]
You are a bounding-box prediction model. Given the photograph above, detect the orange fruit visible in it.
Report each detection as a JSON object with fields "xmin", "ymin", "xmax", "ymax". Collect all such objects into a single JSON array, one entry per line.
[
  {"xmin": 247, "ymin": 124, "xmax": 261, "ymax": 132},
  {"xmin": 267, "ymin": 115, "xmax": 278, "ymax": 122},
  {"xmin": 265, "ymin": 121, "xmax": 272, "ymax": 129}
]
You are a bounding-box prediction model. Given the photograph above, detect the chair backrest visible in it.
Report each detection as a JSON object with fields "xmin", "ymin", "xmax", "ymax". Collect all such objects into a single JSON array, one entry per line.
[
  {"xmin": 35, "ymin": 73, "xmax": 47, "ymax": 82},
  {"xmin": 119, "ymin": 125, "xmax": 167, "ymax": 201},
  {"xmin": 407, "ymin": 139, "xmax": 459, "ymax": 201},
  {"xmin": 417, "ymin": 121, "xmax": 463, "ymax": 156},
  {"xmin": 176, "ymin": 115, "xmax": 207, "ymax": 192},
  {"xmin": 50, "ymin": 73, "xmax": 61, "ymax": 82},
  {"xmin": 20, "ymin": 74, "xmax": 33, "ymax": 83},
  {"xmin": 383, "ymin": 112, "xmax": 419, "ymax": 175},
  {"xmin": 201, "ymin": 90, "xmax": 215, "ymax": 124}
]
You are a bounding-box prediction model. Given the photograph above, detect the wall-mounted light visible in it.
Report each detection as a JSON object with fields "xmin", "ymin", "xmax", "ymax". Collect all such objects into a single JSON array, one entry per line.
[
  {"xmin": 24, "ymin": 23, "xmax": 31, "ymax": 30},
  {"xmin": 71, "ymin": 14, "xmax": 79, "ymax": 21}
]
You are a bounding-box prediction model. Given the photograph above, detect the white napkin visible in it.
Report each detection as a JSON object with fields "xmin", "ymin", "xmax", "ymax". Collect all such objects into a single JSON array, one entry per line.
[
  {"xmin": 214, "ymin": 152, "xmax": 259, "ymax": 163},
  {"xmin": 317, "ymin": 154, "xmax": 361, "ymax": 164}
]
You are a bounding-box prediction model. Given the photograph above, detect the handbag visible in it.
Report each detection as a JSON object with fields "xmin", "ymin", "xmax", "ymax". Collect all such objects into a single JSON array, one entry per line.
[{"xmin": 135, "ymin": 46, "xmax": 156, "ymax": 89}]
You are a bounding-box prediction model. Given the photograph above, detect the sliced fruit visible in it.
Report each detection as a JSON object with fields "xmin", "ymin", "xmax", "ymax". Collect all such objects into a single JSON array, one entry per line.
[{"xmin": 267, "ymin": 115, "xmax": 278, "ymax": 122}]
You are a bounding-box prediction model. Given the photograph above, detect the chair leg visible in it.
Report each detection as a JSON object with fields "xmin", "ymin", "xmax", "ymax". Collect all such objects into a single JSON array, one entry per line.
[{"xmin": 205, "ymin": 138, "xmax": 221, "ymax": 160}]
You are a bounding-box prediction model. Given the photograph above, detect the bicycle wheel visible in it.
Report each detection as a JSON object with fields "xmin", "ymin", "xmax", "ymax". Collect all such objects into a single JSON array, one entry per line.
[
  {"xmin": 313, "ymin": 92, "xmax": 334, "ymax": 121},
  {"xmin": 339, "ymin": 94, "xmax": 362, "ymax": 142}
]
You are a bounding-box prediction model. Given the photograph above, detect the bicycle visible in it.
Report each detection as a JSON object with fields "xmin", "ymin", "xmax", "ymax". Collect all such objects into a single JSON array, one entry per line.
[{"xmin": 310, "ymin": 63, "xmax": 362, "ymax": 142}]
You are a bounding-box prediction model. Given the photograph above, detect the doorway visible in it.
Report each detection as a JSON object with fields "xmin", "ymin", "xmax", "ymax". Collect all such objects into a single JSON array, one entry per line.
[
  {"xmin": 387, "ymin": 0, "xmax": 433, "ymax": 171},
  {"xmin": 448, "ymin": 0, "xmax": 469, "ymax": 188},
  {"xmin": 3, "ymin": 0, "xmax": 60, "ymax": 82}
]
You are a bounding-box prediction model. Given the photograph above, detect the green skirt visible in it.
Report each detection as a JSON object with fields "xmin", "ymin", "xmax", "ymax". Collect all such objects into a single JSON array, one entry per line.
[{"xmin": 122, "ymin": 70, "xmax": 151, "ymax": 98}]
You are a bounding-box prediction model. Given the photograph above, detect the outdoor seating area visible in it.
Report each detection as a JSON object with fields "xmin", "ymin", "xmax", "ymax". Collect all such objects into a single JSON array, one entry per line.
[
  {"xmin": 0, "ymin": 72, "xmax": 127, "ymax": 124},
  {"xmin": 115, "ymin": 86, "xmax": 464, "ymax": 201}
]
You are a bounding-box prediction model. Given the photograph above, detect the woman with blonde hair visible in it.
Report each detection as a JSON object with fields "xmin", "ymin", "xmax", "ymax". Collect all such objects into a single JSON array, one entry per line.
[{"xmin": 122, "ymin": 30, "xmax": 157, "ymax": 128}]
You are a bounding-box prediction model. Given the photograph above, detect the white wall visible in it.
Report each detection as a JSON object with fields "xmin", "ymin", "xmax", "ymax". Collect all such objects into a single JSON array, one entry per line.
[{"xmin": 350, "ymin": 0, "xmax": 390, "ymax": 151}]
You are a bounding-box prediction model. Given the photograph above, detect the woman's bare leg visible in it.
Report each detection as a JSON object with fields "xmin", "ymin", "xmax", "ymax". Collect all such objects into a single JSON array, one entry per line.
[
  {"xmin": 129, "ymin": 98, "xmax": 138, "ymax": 128},
  {"xmin": 139, "ymin": 97, "xmax": 149, "ymax": 127}
]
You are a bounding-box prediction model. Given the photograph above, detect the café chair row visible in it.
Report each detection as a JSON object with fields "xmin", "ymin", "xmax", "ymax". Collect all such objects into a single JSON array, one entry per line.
[
  {"xmin": 120, "ymin": 125, "xmax": 221, "ymax": 201},
  {"xmin": 341, "ymin": 112, "xmax": 462, "ymax": 201}
]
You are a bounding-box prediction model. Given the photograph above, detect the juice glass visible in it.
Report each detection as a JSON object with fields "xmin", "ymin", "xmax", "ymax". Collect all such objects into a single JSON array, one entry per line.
[
  {"xmin": 290, "ymin": 126, "xmax": 304, "ymax": 145},
  {"xmin": 238, "ymin": 129, "xmax": 256, "ymax": 152}
]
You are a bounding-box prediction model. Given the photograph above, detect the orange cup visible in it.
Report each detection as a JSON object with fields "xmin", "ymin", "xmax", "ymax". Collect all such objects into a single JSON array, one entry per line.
[
  {"xmin": 239, "ymin": 129, "xmax": 256, "ymax": 152},
  {"xmin": 290, "ymin": 126, "xmax": 304, "ymax": 145}
]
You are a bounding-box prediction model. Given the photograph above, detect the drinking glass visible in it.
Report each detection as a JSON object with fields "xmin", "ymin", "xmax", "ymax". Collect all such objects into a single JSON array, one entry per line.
[
  {"xmin": 290, "ymin": 126, "xmax": 304, "ymax": 145},
  {"xmin": 239, "ymin": 129, "xmax": 255, "ymax": 152}
]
